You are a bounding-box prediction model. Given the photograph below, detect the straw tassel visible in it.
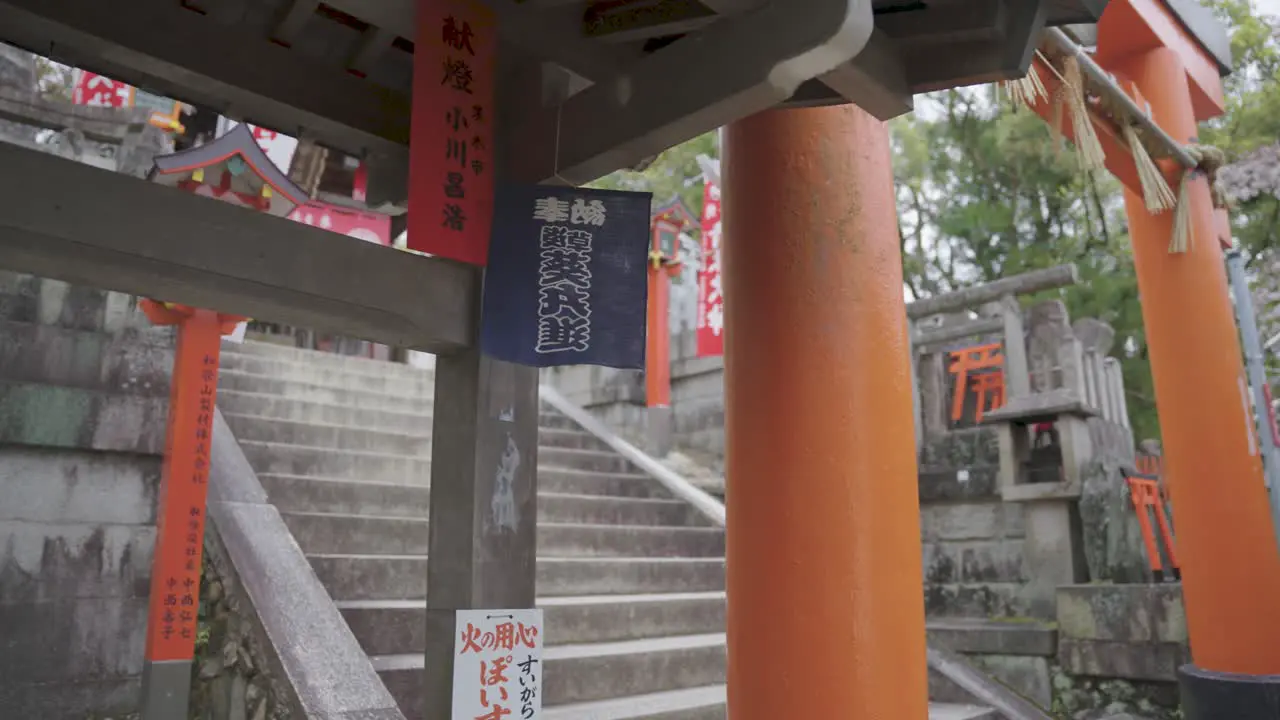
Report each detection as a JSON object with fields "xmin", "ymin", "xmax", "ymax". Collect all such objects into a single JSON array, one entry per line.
[
  {"xmin": 1169, "ymin": 145, "xmax": 1226, "ymax": 254},
  {"xmin": 1062, "ymin": 56, "xmax": 1106, "ymax": 172},
  {"xmin": 1170, "ymin": 169, "xmax": 1195, "ymax": 253},
  {"xmin": 1049, "ymin": 84, "xmax": 1066, "ymax": 155},
  {"xmin": 1003, "ymin": 63, "xmax": 1048, "ymax": 111},
  {"xmin": 1124, "ymin": 124, "xmax": 1176, "ymax": 213}
]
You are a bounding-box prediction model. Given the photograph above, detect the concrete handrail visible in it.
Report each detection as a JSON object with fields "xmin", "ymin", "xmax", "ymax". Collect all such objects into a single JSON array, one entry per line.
[
  {"xmin": 540, "ymin": 383, "xmax": 726, "ymax": 527},
  {"xmin": 208, "ymin": 409, "xmax": 406, "ymax": 719}
]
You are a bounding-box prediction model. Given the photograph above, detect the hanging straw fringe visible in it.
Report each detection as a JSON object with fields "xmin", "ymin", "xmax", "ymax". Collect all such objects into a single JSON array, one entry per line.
[
  {"xmin": 1169, "ymin": 144, "xmax": 1227, "ymax": 254},
  {"xmin": 1061, "ymin": 56, "xmax": 1106, "ymax": 172},
  {"xmin": 1123, "ymin": 124, "xmax": 1176, "ymax": 213},
  {"xmin": 1003, "ymin": 63, "xmax": 1048, "ymax": 111}
]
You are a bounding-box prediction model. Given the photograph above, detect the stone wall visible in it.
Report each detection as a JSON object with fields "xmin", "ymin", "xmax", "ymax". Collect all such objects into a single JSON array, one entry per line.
[
  {"xmin": 1052, "ymin": 584, "xmax": 1187, "ymax": 719},
  {"xmin": 0, "ymin": 44, "xmax": 36, "ymax": 145},
  {"xmin": 191, "ymin": 536, "xmax": 292, "ymax": 720},
  {"xmin": 0, "ymin": 273, "xmax": 404, "ymax": 719},
  {"xmin": 0, "ymin": 271, "xmax": 171, "ymax": 718},
  {"xmin": 920, "ymin": 427, "xmax": 1031, "ymax": 618}
]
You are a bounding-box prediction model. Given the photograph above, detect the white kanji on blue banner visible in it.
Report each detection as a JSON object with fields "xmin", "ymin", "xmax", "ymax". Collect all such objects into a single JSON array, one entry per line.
[{"xmin": 481, "ymin": 184, "xmax": 651, "ymax": 369}]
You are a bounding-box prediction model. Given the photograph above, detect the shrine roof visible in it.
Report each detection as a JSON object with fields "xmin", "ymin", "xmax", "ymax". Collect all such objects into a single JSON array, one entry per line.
[
  {"xmin": 0, "ymin": 0, "xmax": 1109, "ymax": 206},
  {"xmin": 149, "ymin": 123, "xmax": 308, "ymax": 216}
]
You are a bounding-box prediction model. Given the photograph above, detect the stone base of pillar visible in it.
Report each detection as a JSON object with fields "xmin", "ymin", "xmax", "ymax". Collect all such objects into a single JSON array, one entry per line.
[
  {"xmin": 647, "ymin": 405, "xmax": 672, "ymax": 458},
  {"xmin": 140, "ymin": 658, "xmax": 192, "ymax": 720},
  {"xmin": 1179, "ymin": 664, "xmax": 1280, "ymax": 719}
]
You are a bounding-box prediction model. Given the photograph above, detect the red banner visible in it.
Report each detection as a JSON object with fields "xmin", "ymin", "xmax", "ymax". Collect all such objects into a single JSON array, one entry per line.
[
  {"xmin": 289, "ymin": 201, "xmax": 393, "ymax": 246},
  {"xmin": 696, "ymin": 180, "xmax": 724, "ymax": 357},
  {"xmin": 72, "ymin": 71, "xmax": 134, "ymax": 108},
  {"xmin": 74, "ymin": 70, "xmax": 185, "ymax": 131},
  {"xmin": 407, "ymin": 0, "xmax": 496, "ymax": 265}
]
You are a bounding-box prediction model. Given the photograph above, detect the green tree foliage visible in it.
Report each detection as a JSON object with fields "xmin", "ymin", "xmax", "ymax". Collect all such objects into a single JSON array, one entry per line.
[
  {"xmin": 590, "ymin": 131, "xmax": 718, "ymax": 221},
  {"xmin": 1201, "ymin": 0, "xmax": 1280, "ymax": 259},
  {"xmin": 892, "ymin": 89, "xmax": 1160, "ymax": 440}
]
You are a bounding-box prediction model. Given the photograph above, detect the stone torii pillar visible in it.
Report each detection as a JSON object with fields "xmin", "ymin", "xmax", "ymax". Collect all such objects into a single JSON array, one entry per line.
[
  {"xmin": 723, "ymin": 104, "xmax": 928, "ymax": 717},
  {"xmin": 1092, "ymin": 0, "xmax": 1280, "ymax": 710}
]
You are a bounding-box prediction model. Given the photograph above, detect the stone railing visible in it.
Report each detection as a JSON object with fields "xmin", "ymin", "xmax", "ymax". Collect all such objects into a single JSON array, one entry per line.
[{"xmin": 200, "ymin": 409, "xmax": 405, "ymax": 719}]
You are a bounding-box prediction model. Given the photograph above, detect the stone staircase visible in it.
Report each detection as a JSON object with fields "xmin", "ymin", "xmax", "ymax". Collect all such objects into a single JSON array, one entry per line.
[{"xmin": 216, "ymin": 339, "xmax": 997, "ymax": 719}]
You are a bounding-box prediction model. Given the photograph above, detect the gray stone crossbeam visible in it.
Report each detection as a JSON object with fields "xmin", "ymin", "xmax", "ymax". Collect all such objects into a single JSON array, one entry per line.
[{"xmin": 0, "ymin": 140, "xmax": 476, "ymax": 353}]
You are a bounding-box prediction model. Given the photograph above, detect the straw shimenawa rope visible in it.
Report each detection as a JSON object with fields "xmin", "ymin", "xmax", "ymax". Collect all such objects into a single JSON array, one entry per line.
[
  {"xmin": 1169, "ymin": 144, "xmax": 1228, "ymax": 253},
  {"xmin": 1002, "ymin": 62, "xmax": 1048, "ymax": 111},
  {"xmin": 999, "ymin": 39, "xmax": 1236, "ymax": 254},
  {"xmin": 1061, "ymin": 56, "xmax": 1106, "ymax": 172}
]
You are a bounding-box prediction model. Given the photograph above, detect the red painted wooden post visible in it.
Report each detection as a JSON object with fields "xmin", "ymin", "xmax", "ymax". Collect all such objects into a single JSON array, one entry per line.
[
  {"xmin": 139, "ymin": 300, "xmax": 246, "ymax": 719},
  {"xmin": 646, "ymin": 214, "xmax": 683, "ymax": 456}
]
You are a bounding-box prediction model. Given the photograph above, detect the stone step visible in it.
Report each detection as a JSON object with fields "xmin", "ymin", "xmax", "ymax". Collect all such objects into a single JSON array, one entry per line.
[
  {"xmin": 930, "ymin": 704, "xmax": 1001, "ymax": 720},
  {"xmin": 218, "ymin": 369, "xmax": 432, "ymax": 413},
  {"xmin": 282, "ymin": 512, "xmax": 430, "ymax": 555},
  {"xmin": 375, "ymin": 633, "xmax": 727, "ymax": 715},
  {"xmin": 539, "ymin": 524, "xmax": 724, "ymax": 559},
  {"xmin": 542, "ymin": 690, "xmax": 993, "ymax": 720},
  {"xmin": 926, "ymin": 617, "xmax": 1057, "ymax": 657},
  {"xmin": 260, "ymin": 474, "xmax": 432, "ymax": 517},
  {"xmin": 540, "ymin": 447, "xmax": 638, "ymax": 474},
  {"xmin": 540, "ymin": 468, "xmax": 669, "ymax": 499},
  {"xmin": 240, "ymin": 441, "xmax": 430, "ymax": 485},
  {"xmin": 537, "ymin": 493, "xmax": 709, "ymax": 527},
  {"xmin": 338, "ymin": 592, "xmax": 726, "ymax": 656},
  {"xmin": 283, "ymin": 511, "xmax": 722, "ymax": 557},
  {"xmin": 221, "ymin": 345, "xmax": 433, "ymax": 376},
  {"xmin": 218, "ymin": 389, "xmax": 429, "ymax": 433},
  {"xmin": 253, "ymin": 460, "xmax": 658, "ymax": 498},
  {"xmin": 542, "ymin": 685, "xmax": 727, "ymax": 720},
  {"xmin": 539, "ymin": 412, "xmax": 581, "ymax": 431},
  {"xmin": 222, "ymin": 340, "xmax": 428, "ymax": 373},
  {"xmin": 538, "ymin": 428, "xmax": 614, "ymax": 452},
  {"xmin": 259, "ymin": 475, "xmax": 694, "ymax": 526},
  {"xmin": 219, "ymin": 352, "xmax": 434, "ymax": 395},
  {"xmin": 223, "ymin": 413, "xmax": 431, "ymax": 457},
  {"xmin": 309, "ymin": 555, "xmax": 725, "ymax": 601}
]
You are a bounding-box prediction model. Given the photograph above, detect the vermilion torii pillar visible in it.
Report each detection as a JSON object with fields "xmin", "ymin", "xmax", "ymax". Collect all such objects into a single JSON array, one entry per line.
[
  {"xmin": 723, "ymin": 104, "xmax": 928, "ymax": 718},
  {"xmin": 1091, "ymin": 0, "xmax": 1280, "ymax": 709},
  {"xmin": 646, "ymin": 213, "xmax": 683, "ymax": 457}
]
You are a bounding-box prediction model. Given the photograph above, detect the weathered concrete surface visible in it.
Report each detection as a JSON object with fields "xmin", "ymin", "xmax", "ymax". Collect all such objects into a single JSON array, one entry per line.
[
  {"xmin": 928, "ymin": 645, "xmax": 1054, "ymax": 720},
  {"xmin": 0, "ymin": 448, "xmax": 160, "ymax": 717},
  {"xmin": 203, "ymin": 431, "xmax": 405, "ymax": 720},
  {"xmin": 968, "ymin": 653, "xmax": 1054, "ymax": 709},
  {"xmin": 927, "ymin": 618, "xmax": 1057, "ymax": 657},
  {"xmin": 1078, "ymin": 460, "xmax": 1151, "ymax": 584},
  {"xmin": 0, "ymin": 271, "xmax": 155, "ymax": 334},
  {"xmin": 0, "ymin": 273, "xmax": 168, "ymax": 719},
  {"xmin": 0, "ymin": 382, "xmax": 170, "ymax": 454},
  {"xmin": 1056, "ymin": 584, "xmax": 1188, "ymax": 683}
]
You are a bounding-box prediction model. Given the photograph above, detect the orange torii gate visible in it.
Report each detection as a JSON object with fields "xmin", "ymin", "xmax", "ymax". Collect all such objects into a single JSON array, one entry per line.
[{"xmin": 1017, "ymin": 2, "xmax": 1280, "ymax": 714}]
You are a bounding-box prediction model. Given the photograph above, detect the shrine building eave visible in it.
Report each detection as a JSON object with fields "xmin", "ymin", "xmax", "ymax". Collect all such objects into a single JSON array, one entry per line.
[
  {"xmin": 0, "ymin": 0, "xmax": 1109, "ymax": 208},
  {"xmin": 149, "ymin": 123, "xmax": 309, "ymax": 217}
]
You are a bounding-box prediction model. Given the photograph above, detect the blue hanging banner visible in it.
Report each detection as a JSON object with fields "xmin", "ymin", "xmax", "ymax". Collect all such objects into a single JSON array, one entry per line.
[{"xmin": 481, "ymin": 184, "xmax": 652, "ymax": 369}]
